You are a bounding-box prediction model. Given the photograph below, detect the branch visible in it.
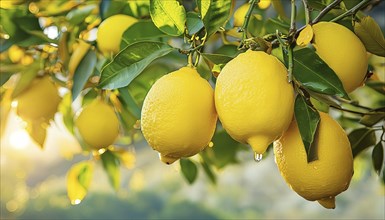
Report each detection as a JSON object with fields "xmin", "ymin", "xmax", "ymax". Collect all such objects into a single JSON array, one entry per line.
[
  {"xmin": 331, "ymin": 0, "xmax": 372, "ymax": 22},
  {"xmin": 302, "ymin": 0, "xmax": 311, "ymax": 25},
  {"xmin": 312, "ymin": 0, "xmax": 343, "ymax": 24}
]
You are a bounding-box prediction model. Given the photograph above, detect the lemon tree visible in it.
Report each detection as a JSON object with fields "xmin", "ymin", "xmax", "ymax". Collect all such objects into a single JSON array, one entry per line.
[{"xmin": 1, "ymin": 0, "xmax": 384, "ymax": 209}]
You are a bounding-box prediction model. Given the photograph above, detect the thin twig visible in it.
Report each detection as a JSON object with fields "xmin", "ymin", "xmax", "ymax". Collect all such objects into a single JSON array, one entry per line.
[
  {"xmin": 302, "ymin": 0, "xmax": 311, "ymax": 24},
  {"xmin": 312, "ymin": 0, "xmax": 343, "ymax": 24},
  {"xmin": 239, "ymin": 0, "xmax": 258, "ymax": 48},
  {"xmin": 331, "ymin": 0, "xmax": 372, "ymax": 22}
]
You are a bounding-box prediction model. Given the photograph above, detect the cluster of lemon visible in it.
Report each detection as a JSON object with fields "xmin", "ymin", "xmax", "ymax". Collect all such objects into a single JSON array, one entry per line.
[
  {"xmin": 141, "ymin": 22, "xmax": 367, "ymax": 209},
  {"xmin": 13, "ymin": 10, "xmax": 368, "ymax": 209}
]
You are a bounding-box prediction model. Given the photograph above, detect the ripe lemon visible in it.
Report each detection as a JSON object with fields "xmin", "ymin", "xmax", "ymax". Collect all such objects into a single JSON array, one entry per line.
[
  {"xmin": 75, "ymin": 99, "xmax": 120, "ymax": 149},
  {"xmin": 96, "ymin": 14, "xmax": 137, "ymax": 55},
  {"xmin": 312, "ymin": 22, "xmax": 368, "ymax": 93},
  {"xmin": 215, "ymin": 50, "xmax": 294, "ymax": 155},
  {"xmin": 233, "ymin": 3, "xmax": 249, "ymax": 27},
  {"xmin": 274, "ymin": 112, "xmax": 353, "ymax": 209},
  {"xmin": 16, "ymin": 76, "xmax": 61, "ymax": 121},
  {"xmin": 141, "ymin": 67, "xmax": 217, "ymax": 165}
]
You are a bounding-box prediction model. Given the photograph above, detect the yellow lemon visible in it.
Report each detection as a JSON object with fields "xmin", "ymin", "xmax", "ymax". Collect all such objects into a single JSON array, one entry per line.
[
  {"xmin": 96, "ymin": 14, "xmax": 137, "ymax": 56},
  {"xmin": 141, "ymin": 67, "xmax": 217, "ymax": 164},
  {"xmin": 75, "ymin": 99, "xmax": 120, "ymax": 149},
  {"xmin": 233, "ymin": 3, "xmax": 249, "ymax": 27},
  {"xmin": 274, "ymin": 112, "xmax": 354, "ymax": 209},
  {"xmin": 16, "ymin": 76, "xmax": 61, "ymax": 121},
  {"xmin": 215, "ymin": 50, "xmax": 294, "ymax": 155},
  {"xmin": 258, "ymin": 0, "xmax": 271, "ymax": 10},
  {"xmin": 312, "ymin": 22, "xmax": 368, "ymax": 93}
]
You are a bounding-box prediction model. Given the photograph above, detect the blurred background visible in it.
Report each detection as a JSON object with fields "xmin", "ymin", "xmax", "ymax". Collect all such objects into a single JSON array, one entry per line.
[{"xmin": 1, "ymin": 0, "xmax": 385, "ymax": 219}]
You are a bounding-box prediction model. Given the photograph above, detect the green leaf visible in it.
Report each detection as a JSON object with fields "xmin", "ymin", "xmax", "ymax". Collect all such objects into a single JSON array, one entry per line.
[
  {"xmin": 348, "ymin": 128, "xmax": 376, "ymax": 157},
  {"xmin": 67, "ymin": 161, "xmax": 94, "ymax": 205},
  {"xmin": 66, "ymin": 5, "xmax": 96, "ymax": 25},
  {"xmin": 121, "ymin": 20, "xmax": 168, "ymax": 48},
  {"xmin": 359, "ymin": 108, "xmax": 385, "ymax": 127},
  {"xmin": 149, "ymin": 0, "xmax": 186, "ymax": 36},
  {"xmin": 293, "ymin": 48, "xmax": 349, "ymax": 99},
  {"xmin": 200, "ymin": 159, "xmax": 216, "ymax": 184},
  {"xmin": 201, "ymin": 129, "xmax": 247, "ymax": 169},
  {"xmin": 99, "ymin": 41, "xmax": 174, "ymax": 89},
  {"xmin": 0, "ymin": 72, "xmax": 14, "ymax": 86},
  {"xmin": 198, "ymin": 0, "xmax": 232, "ymax": 36},
  {"xmin": 58, "ymin": 93, "xmax": 75, "ymax": 134},
  {"xmin": 354, "ymin": 16, "xmax": 385, "ymax": 57},
  {"xmin": 372, "ymin": 141, "xmax": 384, "ymax": 176},
  {"xmin": 118, "ymin": 88, "xmax": 141, "ymax": 119},
  {"xmin": 294, "ymin": 94, "xmax": 321, "ymax": 162},
  {"xmin": 101, "ymin": 150, "xmax": 121, "ymax": 191},
  {"xmin": 11, "ymin": 62, "xmax": 40, "ymax": 98},
  {"xmin": 366, "ymin": 80, "xmax": 385, "ymax": 95},
  {"xmin": 180, "ymin": 158, "xmax": 198, "ymax": 184},
  {"xmin": 265, "ymin": 18, "xmax": 289, "ymax": 34},
  {"xmin": 186, "ymin": 12, "xmax": 204, "ymax": 35},
  {"xmin": 201, "ymin": 53, "xmax": 234, "ymax": 65},
  {"xmin": 72, "ymin": 50, "xmax": 97, "ymax": 101}
]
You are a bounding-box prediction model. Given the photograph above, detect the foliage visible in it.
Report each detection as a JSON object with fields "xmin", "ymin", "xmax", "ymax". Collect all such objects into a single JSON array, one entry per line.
[{"xmin": 1, "ymin": 0, "xmax": 384, "ymax": 205}]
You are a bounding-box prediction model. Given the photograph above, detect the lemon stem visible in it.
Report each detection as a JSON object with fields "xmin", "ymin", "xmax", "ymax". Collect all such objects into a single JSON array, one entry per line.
[
  {"xmin": 301, "ymin": 0, "xmax": 311, "ymax": 25},
  {"xmin": 239, "ymin": 0, "xmax": 258, "ymax": 48}
]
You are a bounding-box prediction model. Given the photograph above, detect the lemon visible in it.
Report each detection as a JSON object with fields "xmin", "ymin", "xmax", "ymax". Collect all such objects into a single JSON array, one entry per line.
[
  {"xmin": 233, "ymin": 3, "xmax": 249, "ymax": 27},
  {"xmin": 312, "ymin": 22, "xmax": 368, "ymax": 93},
  {"xmin": 75, "ymin": 99, "xmax": 120, "ymax": 149},
  {"xmin": 274, "ymin": 112, "xmax": 353, "ymax": 209},
  {"xmin": 141, "ymin": 67, "xmax": 217, "ymax": 164},
  {"xmin": 258, "ymin": 0, "xmax": 271, "ymax": 10},
  {"xmin": 16, "ymin": 76, "xmax": 61, "ymax": 121},
  {"xmin": 215, "ymin": 50, "xmax": 294, "ymax": 155},
  {"xmin": 96, "ymin": 14, "xmax": 137, "ymax": 56}
]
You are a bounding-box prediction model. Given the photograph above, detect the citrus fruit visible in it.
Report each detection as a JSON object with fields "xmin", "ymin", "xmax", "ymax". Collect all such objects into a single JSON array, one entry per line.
[
  {"xmin": 141, "ymin": 67, "xmax": 217, "ymax": 164},
  {"xmin": 75, "ymin": 99, "xmax": 120, "ymax": 149},
  {"xmin": 215, "ymin": 50, "xmax": 294, "ymax": 156},
  {"xmin": 312, "ymin": 22, "xmax": 368, "ymax": 93},
  {"xmin": 233, "ymin": 3, "xmax": 249, "ymax": 27},
  {"xmin": 16, "ymin": 76, "xmax": 61, "ymax": 121},
  {"xmin": 96, "ymin": 14, "xmax": 137, "ymax": 55},
  {"xmin": 274, "ymin": 112, "xmax": 354, "ymax": 209}
]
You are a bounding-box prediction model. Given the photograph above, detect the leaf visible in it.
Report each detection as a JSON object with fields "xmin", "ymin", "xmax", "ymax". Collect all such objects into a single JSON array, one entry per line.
[
  {"xmin": 67, "ymin": 161, "xmax": 94, "ymax": 205},
  {"xmin": 118, "ymin": 88, "xmax": 141, "ymax": 119},
  {"xmin": 58, "ymin": 93, "xmax": 75, "ymax": 134},
  {"xmin": 200, "ymin": 129, "xmax": 247, "ymax": 169},
  {"xmin": 121, "ymin": 20, "xmax": 168, "ymax": 48},
  {"xmin": 186, "ymin": 11, "xmax": 204, "ymax": 35},
  {"xmin": 372, "ymin": 141, "xmax": 384, "ymax": 176},
  {"xmin": 294, "ymin": 94, "xmax": 321, "ymax": 162},
  {"xmin": 354, "ymin": 16, "xmax": 385, "ymax": 57},
  {"xmin": 348, "ymin": 128, "xmax": 376, "ymax": 157},
  {"xmin": 359, "ymin": 110, "xmax": 385, "ymax": 127},
  {"xmin": 72, "ymin": 50, "xmax": 97, "ymax": 101},
  {"xmin": 101, "ymin": 150, "xmax": 121, "ymax": 191},
  {"xmin": 180, "ymin": 158, "xmax": 198, "ymax": 184},
  {"xmin": 198, "ymin": 0, "xmax": 232, "ymax": 36},
  {"xmin": 99, "ymin": 41, "xmax": 174, "ymax": 89},
  {"xmin": 293, "ymin": 48, "xmax": 349, "ymax": 99},
  {"xmin": 296, "ymin": 24, "xmax": 314, "ymax": 46},
  {"xmin": 11, "ymin": 62, "xmax": 40, "ymax": 98},
  {"xmin": 265, "ymin": 18, "xmax": 289, "ymax": 34},
  {"xmin": 201, "ymin": 53, "xmax": 234, "ymax": 65},
  {"xmin": 66, "ymin": 5, "xmax": 96, "ymax": 25},
  {"xmin": 200, "ymin": 159, "xmax": 216, "ymax": 184},
  {"xmin": 26, "ymin": 119, "xmax": 48, "ymax": 149},
  {"xmin": 149, "ymin": 0, "xmax": 186, "ymax": 36}
]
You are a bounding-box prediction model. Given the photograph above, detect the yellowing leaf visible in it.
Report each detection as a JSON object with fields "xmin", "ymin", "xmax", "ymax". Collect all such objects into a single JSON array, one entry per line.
[
  {"xmin": 354, "ymin": 16, "xmax": 385, "ymax": 57},
  {"xmin": 26, "ymin": 119, "xmax": 48, "ymax": 149},
  {"xmin": 66, "ymin": 161, "xmax": 94, "ymax": 205},
  {"xmin": 296, "ymin": 24, "xmax": 314, "ymax": 46}
]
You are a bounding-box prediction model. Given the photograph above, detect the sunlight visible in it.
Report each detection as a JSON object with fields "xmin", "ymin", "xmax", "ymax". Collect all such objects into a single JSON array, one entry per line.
[{"xmin": 9, "ymin": 129, "xmax": 31, "ymax": 149}]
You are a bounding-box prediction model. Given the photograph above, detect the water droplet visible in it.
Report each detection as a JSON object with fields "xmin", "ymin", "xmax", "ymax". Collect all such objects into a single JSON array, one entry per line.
[
  {"xmin": 254, "ymin": 152, "xmax": 263, "ymax": 162},
  {"xmin": 208, "ymin": 142, "xmax": 214, "ymax": 148},
  {"xmin": 71, "ymin": 199, "xmax": 81, "ymax": 205}
]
